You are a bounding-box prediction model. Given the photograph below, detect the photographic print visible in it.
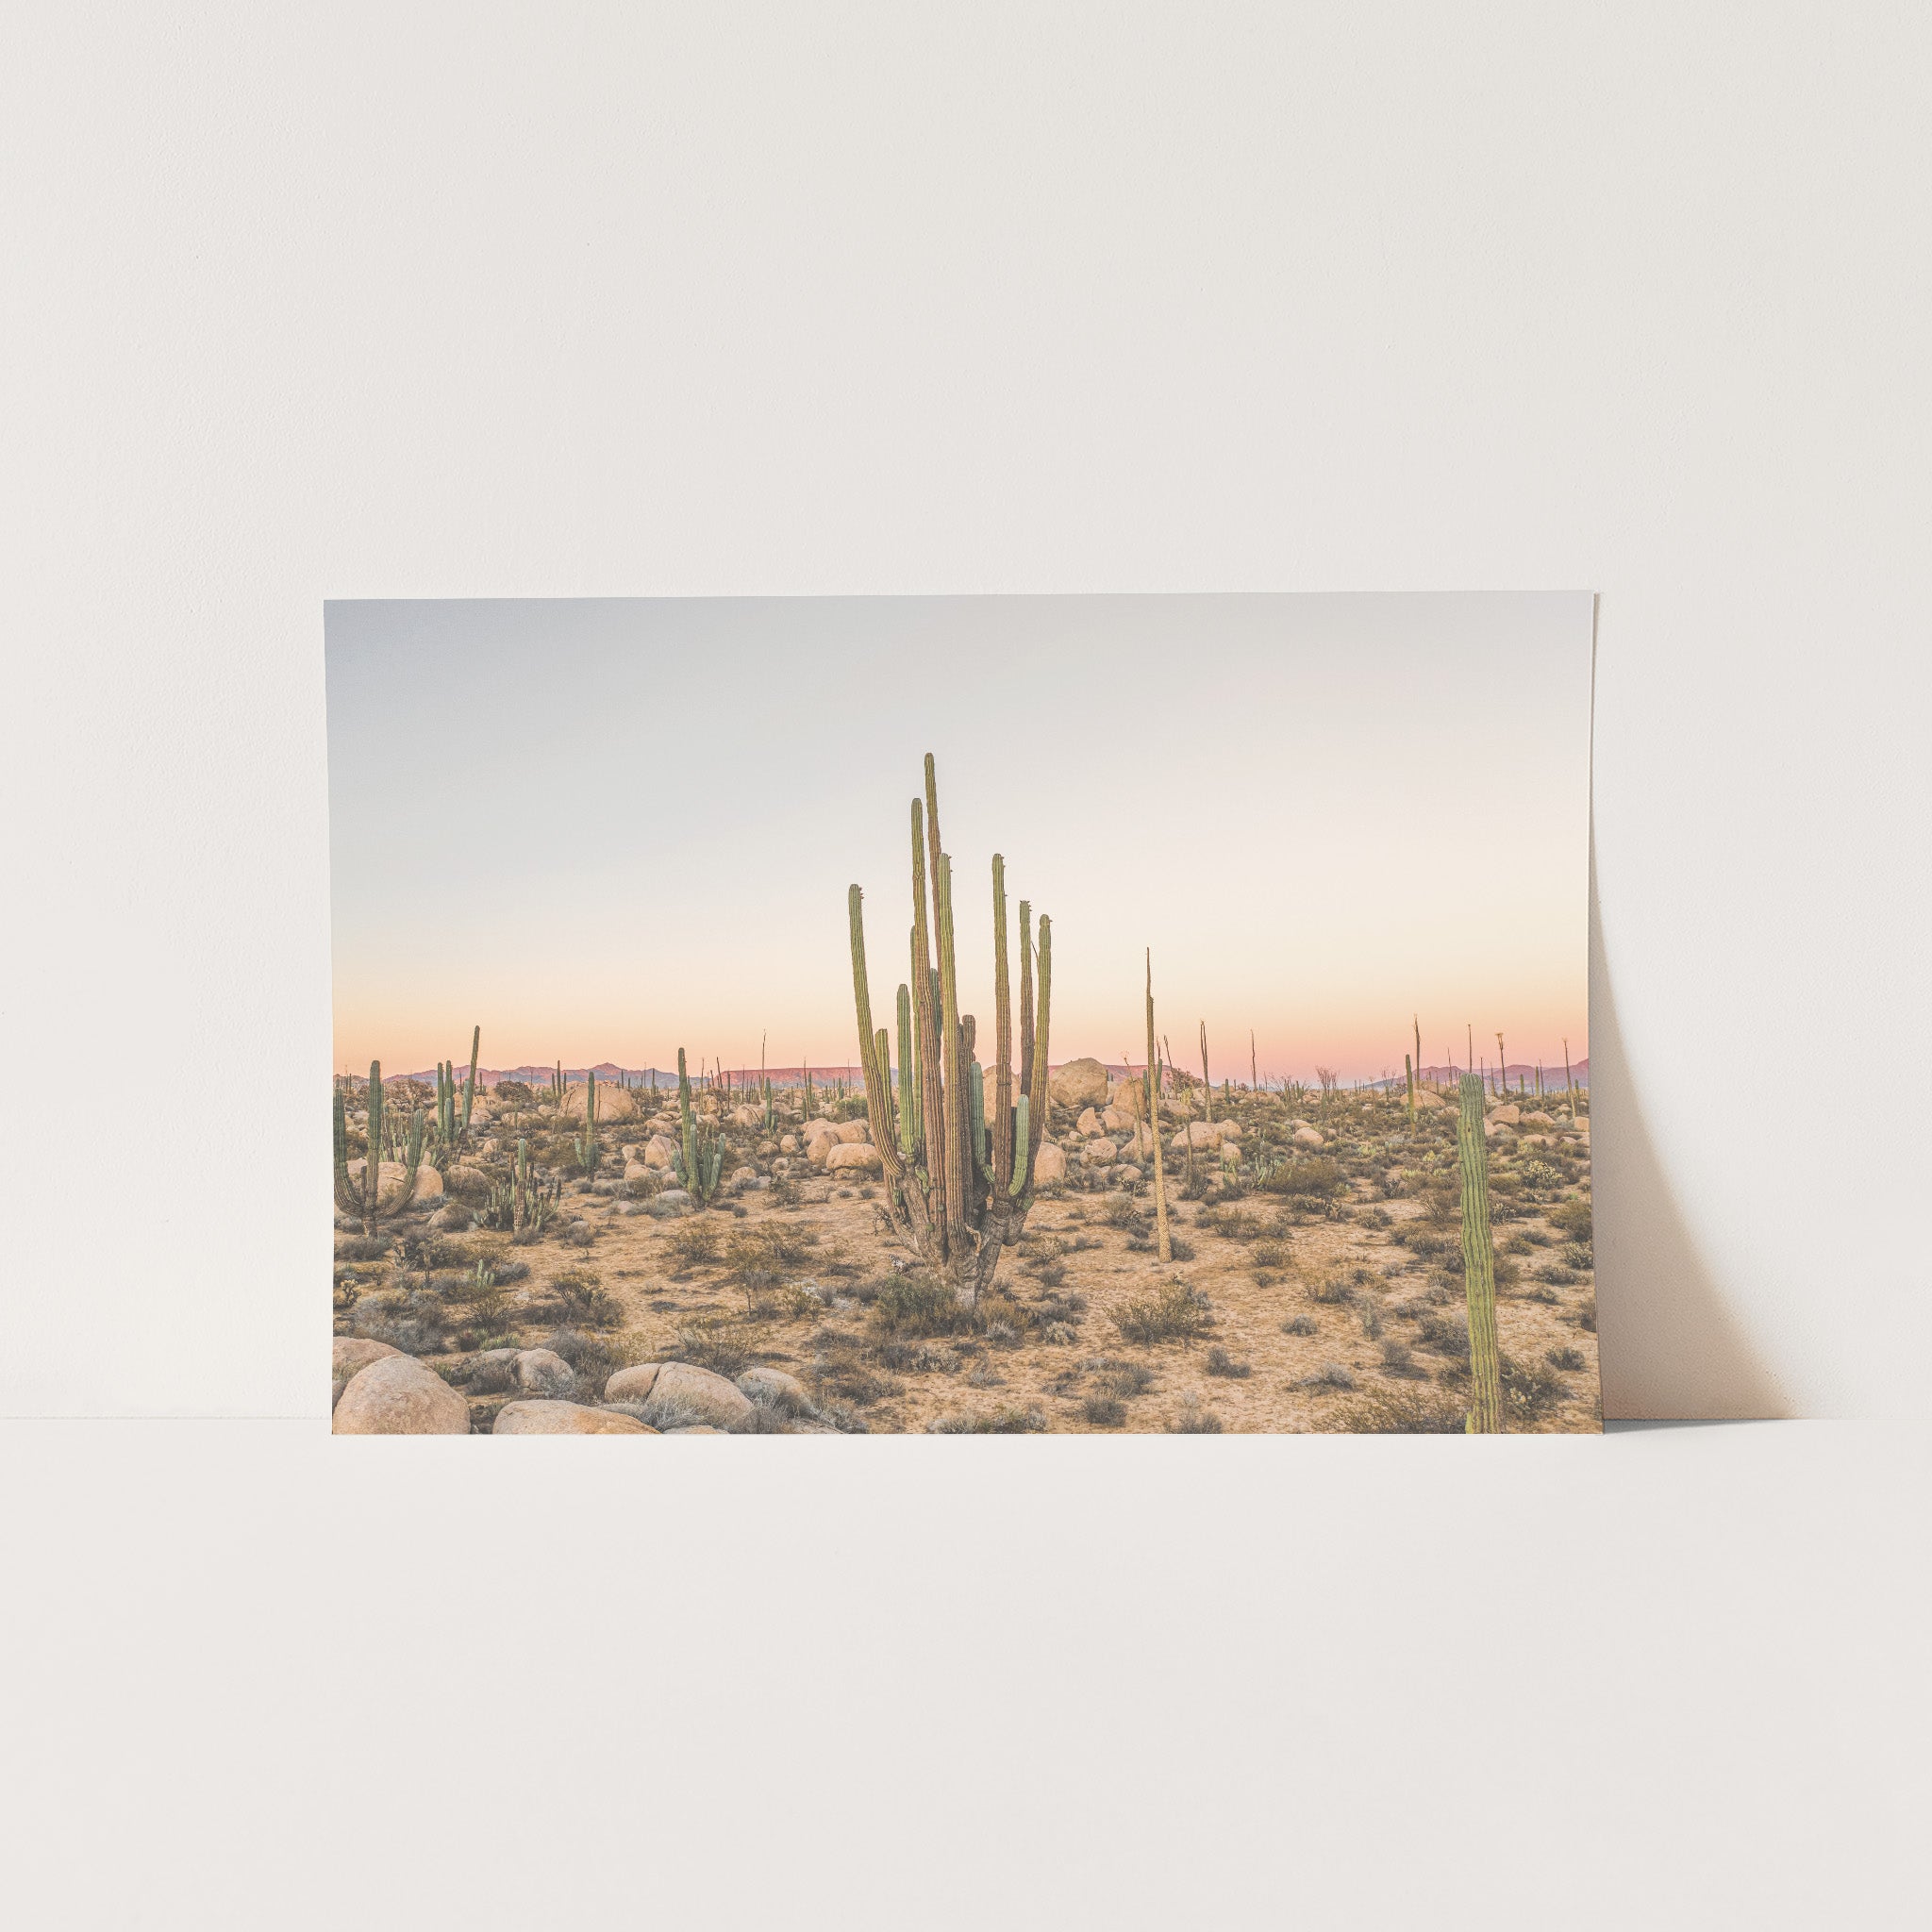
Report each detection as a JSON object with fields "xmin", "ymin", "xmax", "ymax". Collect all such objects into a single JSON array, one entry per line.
[{"xmin": 327, "ymin": 594, "xmax": 1595, "ymax": 1435}]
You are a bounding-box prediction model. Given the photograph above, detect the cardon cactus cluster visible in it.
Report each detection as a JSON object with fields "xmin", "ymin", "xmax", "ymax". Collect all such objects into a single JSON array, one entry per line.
[
  {"xmin": 434, "ymin": 1024, "xmax": 480, "ymax": 1154},
  {"xmin": 847, "ymin": 754, "xmax": 1052, "ymax": 1301},
  {"xmin": 332, "ymin": 1059, "xmax": 424, "ymax": 1237},
  {"xmin": 675, "ymin": 1047, "xmax": 724, "ymax": 1204}
]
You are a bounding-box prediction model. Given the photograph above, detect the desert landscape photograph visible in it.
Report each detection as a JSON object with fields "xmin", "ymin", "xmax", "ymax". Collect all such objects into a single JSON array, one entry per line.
[{"xmin": 327, "ymin": 593, "xmax": 1595, "ymax": 1435}]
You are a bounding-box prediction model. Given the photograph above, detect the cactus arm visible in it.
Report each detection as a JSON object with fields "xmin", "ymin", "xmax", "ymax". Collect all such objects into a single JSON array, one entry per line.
[
  {"xmin": 935, "ymin": 852, "xmax": 968, "ymax": 1249},
  {"xmin": 989, "ymin": 854, "xmax": 1015, "ymax": 1194},
  {"xmin": 332, "ymin": 1087, "xmax": 363, "ymax": 1218},
  {"xmin": 895, "ymin": 983, "xmax": 917, "ymax": 1160},
  {"xmin": 1024, "ymin": 913, "xmax": 1051, "ymax": 1185},
  {"xmin": 1017, "ymin": 901, "xmax": 1036, "ymax": 1108},
  {"xmin": 847, "ymin": 884, "xmax": 908, "ymax": 1187},
  {"xmin": 969, "ymin": 1058, "xmax": 991, "ymax": 1185},
  {"xmin": 364, "ymin": 1062, "xmax": 383, "ymax": 1224},
  {"xmin": 1457, "ymin": 1073, "xmax": 1503, "ymax": 1432},
  {"xmin": 462, "ymin": 1025, "xmax": 479, "ymax": 1139},
  {"xmin": 908, "ymin": 799, "xmax": 948, "ymax": 1241},
  {"xmin": 1010, "ymin": 1094, "xmax": 1031, "ymax": 1192},
  {"xmin": 1146, "ymin": 952, "xmax": 1172, "ymax": 1261}
]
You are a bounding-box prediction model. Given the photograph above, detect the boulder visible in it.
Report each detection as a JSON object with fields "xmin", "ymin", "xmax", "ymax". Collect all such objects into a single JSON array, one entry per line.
[
  {"xmin": 1169, "ymin": 1121, "xmax": 1220, "ymax": 1153},
  {"xmin": 427, "ymin": 1203, "xmax": 474, "ymax": 1233},
  {"xmin": 514, "ymin": 1348, "xmax": 578, "ymax": 1399},
  {"xmin": 1489, "ymin": 1104, "xmax": 1523, "ymax": 1126},
  {"xmin": 826, "ymin": 1142, "xmax": 882, "ymax": 1174},
  {"xmin": 1032, "ymin": 1141, "xmax": 1067, "ymax": 1185},
  {"xmin": 780, "ymin": 1134, "xmax": 799, "ymax": 1154},
  {"xmin": 559, "ymin": 1081, "xmax": 640, "ymax": 1123},
  {"xmin": 1292, "ymin": 1124, "xmax": 1325, "ymax": 1148},
  {"xmin": 1077, "ymin": 1135, "xmax": 1119, "ymax": 1160},
  {"xmin": 623, "ymin": 1160, "xmax": 651, "ymax": 1185},
  {"xmin": 730, "ymin": 1105, "xmax": 763, "ymax": 1127},
  {"xmin": 642, "ymin": 1134, "xmax": 679, "ymax": 1169},
  {"xmin": 1217, "ymin": 1120, "xmax": 1243, "ymax": 1142},
  {"xmin": 641, "ymin": 1362, "xmax": 756, "ymax": 1430},
  {"xmin": 1122, "ymin": 1123, "xmax": 1155, "ymax": 1161},
  {"xmin": 331, "ymin": 1337, "xmax": 400, "ymax": 1408},
  {"xmin": 1412, "ymin": 1088, "xmax": 1446, "ymax": 1110},
  {"xmin": 492, "ymin": 1401, "xmax": 656, "ymax": 1435},
  {"xmin": 442, "ymin": 1163, "xmax": 491, "ymax": 1202},
  {"xmin": 1075, "ymin": 1107, "xmax": 1101, "ymax": 1137},
  {"xmin": 1108, "ymin": 1076, "xmax": 1146, "ymax": 1120},
  {"xmin": 1524, "ymin": 1109, "xmax": 1556, "ymax": 1125},
  {"xmin": 738, "ymin": 1366, "xmax": 809, "ymax": 1412},
  {"xmin": 806, "ymin": 1133, "xmax": 839, "ymax": 1168},
  {"xmin": 728, "ymin": 1165, "xmax": 759, "ymax": 1191},
  {"xmin": 834, "ymin": 1120, "xmax": 871, "ymax": 1144},
  {"xmin": 802, "ymin": 1118, "xmax": 841, "ymax": 1144},
  {"xmin": 343, "ymin": 1158, "xmax": 441, "ymax": 1206},
  {"xmin": 1101, "ymin": 1107, "xmax": 1131, "ymax": 1132},
  {"xmin": 332, "ymin": 1355, "xmax": 471, "ymax": 1435},
  {"xmin": 1049, "ymin": 1058, "xmax": 1110, "ymax": 1110},
  {"xmin": 603, "ymin": 1362, "xmax": 663, "ymax": 1404},
  {"xmin": 645, "ymin": 1190, "xmax": 693, "ymax": 1218}
]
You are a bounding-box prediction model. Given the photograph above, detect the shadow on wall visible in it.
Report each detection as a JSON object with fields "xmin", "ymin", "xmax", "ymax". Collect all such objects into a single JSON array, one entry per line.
[{"xmin": 1591, "ymin": 840, "xmax": 1790, "ymax": 1419}]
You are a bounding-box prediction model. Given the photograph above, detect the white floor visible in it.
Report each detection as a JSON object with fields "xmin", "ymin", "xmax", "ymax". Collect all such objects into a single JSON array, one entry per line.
[{"xmin": 3, "ymin": 1419, "xmax": 1924, "ymax": 1928}]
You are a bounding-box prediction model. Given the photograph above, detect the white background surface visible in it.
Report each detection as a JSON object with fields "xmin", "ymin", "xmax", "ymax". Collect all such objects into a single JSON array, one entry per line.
[{"xmin": 3, "ymin": 6, "xmax": 1927, "ymax": 1925}]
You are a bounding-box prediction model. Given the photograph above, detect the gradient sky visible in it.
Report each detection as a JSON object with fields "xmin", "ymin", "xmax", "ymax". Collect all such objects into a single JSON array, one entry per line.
[{"xmin": 326, "ymin": 593, "xmax": 1591, "ymax": 1083}]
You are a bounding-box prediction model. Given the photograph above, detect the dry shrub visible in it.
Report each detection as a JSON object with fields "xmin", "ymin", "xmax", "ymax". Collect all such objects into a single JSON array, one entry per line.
[
  {"xmin": 1112, "ymin": 1278, "xmax": 1214, "ymax": 1347},
  {"xmin": 925, "ymin": 1406, "xmax": 1046, "ymax": 1434},
  {"xmin": 1330, "ymin": 1384, "xmax": 1467, "ymax": 1433},
  {"xmin": 664, "ymin": 1220, "xmax": 724, "ymax": 1275}
]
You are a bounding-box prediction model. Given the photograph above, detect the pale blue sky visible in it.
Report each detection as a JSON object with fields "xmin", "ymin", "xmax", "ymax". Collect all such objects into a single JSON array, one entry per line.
[{"xmin": 326, "ymin": 592, "xmax": 1591, "ymax": 1081}]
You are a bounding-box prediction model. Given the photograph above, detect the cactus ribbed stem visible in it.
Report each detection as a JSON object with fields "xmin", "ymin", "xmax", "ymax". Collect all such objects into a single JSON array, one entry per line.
[
  {"xmin": 936, "ymin": 852, "xmax": 967, "ymax": 1250},
  {"xmin": 848, "ymin": 885, "xmax": 909, "ymax": 1191},
  {"xmin": 1199, "ymin": 1023, "xmax": 1213, "ymax": 1127},
  {"xmin": 895, "ymin": 984, "xmax": 917, "ymax": 1159},
  {"xmin": 908, "ymin": 801, "xmax": 948, "ymax": 1242},
  {"xmin": 1146, "ymin": 951, "xmax": 1172, "ymax": 1264},
  {"xmin": 1017, "ymin": 903, "xmax": 1036, "ymax": 1107},
  {"xmin": 991, "ymin": 854, "xmax": 1014, "ymax": 1193},
  {"xmin": 1457, "ymin": 1074, "xmax": 1503, "ymax": 1433},
  {"xmin": 462, "ymin": 1025, "xmax": 479, "ymax": 1140},
  {"xmin": 1406, "ymin": 1051, "xmax": 1415, "ymax": 1117}
]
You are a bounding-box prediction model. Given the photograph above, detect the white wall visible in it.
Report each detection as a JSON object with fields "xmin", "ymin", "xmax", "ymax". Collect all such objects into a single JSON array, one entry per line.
[{"xmin": 2, "ymin": 5, "xmax": 1925, "ymax": 1417}]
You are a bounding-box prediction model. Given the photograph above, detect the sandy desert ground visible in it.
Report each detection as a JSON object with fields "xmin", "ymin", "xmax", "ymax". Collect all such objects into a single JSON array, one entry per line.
[{"xmin": 332, "ymin": 1062, "xmax": 1596, "ymax": 1434}]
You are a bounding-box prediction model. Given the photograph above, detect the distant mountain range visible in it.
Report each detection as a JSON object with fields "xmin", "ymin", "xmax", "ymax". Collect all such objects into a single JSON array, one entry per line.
[{"xmin": 382, "ymin": 1055, "xmax": 1588, "ymax": 1092}]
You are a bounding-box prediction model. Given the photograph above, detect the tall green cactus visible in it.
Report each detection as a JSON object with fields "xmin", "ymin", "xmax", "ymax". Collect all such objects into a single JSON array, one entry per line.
[
  {"xmin": 332, "ymin": 1060, "xmax": 425, "ymax": 1237},
  {"xmin": 1146, "ymin": 952, "xmax": 1172, "ymax": 1263},
  {"xmin": 1457, "ymin": 1073, "xmax": 1503, "ymax": 1433},
  {"xmin": 1405, "ymin": 1051, "xmax": 1415, "ymax": 1118},
  {"xmin": 675, "ymin": 1047, "xmax": 724, "ymax": 1204},
  {"xmin": 847, "ymin": 755, "xmax": 1051, "ymax": 1301},
  {"xmin": 575, "ymin": 1069, "xmax": 600, "ymax": 1179}
]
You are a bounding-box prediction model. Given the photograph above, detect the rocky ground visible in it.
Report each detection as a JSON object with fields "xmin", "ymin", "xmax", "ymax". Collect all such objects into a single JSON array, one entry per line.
[{"xmin": 332, "ymin": 1060, "xmax": 1598, "ymax": 1434}]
